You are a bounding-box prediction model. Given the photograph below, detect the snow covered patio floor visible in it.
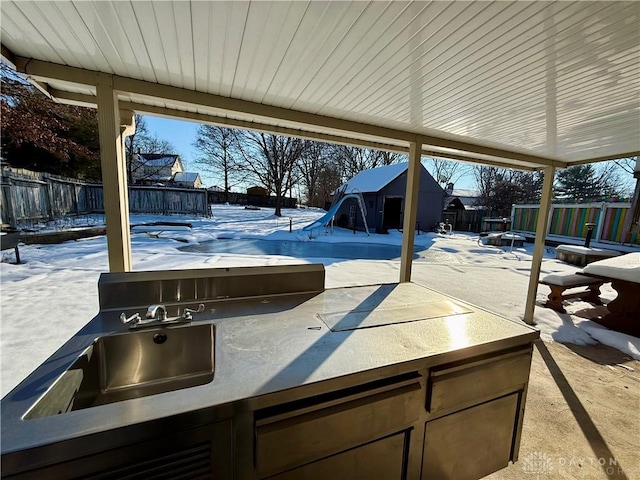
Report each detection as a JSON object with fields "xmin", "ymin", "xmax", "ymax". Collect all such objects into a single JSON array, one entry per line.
[{"xmin": 1, "ymin": 204, "xmax": 638, "ymax": 477}]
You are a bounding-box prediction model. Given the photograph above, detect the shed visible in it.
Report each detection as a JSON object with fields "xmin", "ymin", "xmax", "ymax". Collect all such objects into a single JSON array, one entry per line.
[
  {"xmin": 442, "ymin": 187, "xmax": 486, "ymax": 232},
  {"xmin": 335, "ymin": 163, "xmax": 445, "ymax": 233},
  {"xmin": 247, "ymin": 186, "xmax": 268, "ymax": 196}
]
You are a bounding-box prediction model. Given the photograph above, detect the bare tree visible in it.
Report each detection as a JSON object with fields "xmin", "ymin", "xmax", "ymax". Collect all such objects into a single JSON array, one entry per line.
[
  {"xmin": 332, "ymin": 145, "xmax": 405, "ymax": 180},
  {"xmin": 473, "ymin": 166, "xmax": 543, "ymax": 217},
  {"xmin": 235, "ymin": 132, "xmax": 307, "ymax": 216},
  {"xmin": 193, "ymin": 125, "xmax": 245, "ymax": 201},
  {"xmin": 424, "ymin": 157, "xmax": 470, "ymax": 188},
  {"xmin": 297, "ymin": 141, "xmax": 331, "ymax": 207},
  {"xmin": 316, "ymin": 160, "xmax": 343, "ymax": 208},
  {"xmin": 124, "ymin": 115, "xmax": 177, "ymax": 183}
]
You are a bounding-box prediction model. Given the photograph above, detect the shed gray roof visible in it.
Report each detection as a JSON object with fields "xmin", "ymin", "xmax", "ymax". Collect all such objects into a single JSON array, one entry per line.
[{"xmin": 340, "ymin": 163, "xmax": 411, "ymax": 194}]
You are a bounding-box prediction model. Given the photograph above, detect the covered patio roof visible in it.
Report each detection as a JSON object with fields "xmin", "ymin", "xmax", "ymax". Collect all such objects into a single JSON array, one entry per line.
[
  {"xmin": 2, "ymin": 1, "xmax": 637, "ymax": 167},
  {"xmin": 1, "ymin": 0, "xmax": 638, "ymax": 324}
]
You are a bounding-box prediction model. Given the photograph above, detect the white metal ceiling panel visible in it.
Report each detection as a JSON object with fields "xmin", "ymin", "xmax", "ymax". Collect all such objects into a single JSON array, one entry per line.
[
  {"xmin": 1, "ymin": 0, "xmax": 638, "ymax": 165},
  {"xmin": 2, "ymin": 1, "xmax": 66, "ymax": 65},
  {"xmin": 244, "ymin": 1, "xmax": 310, "ymax": 104},
  {"xmin": 129, "ymin": 1, "xmax": 171, "ymax": 86}
]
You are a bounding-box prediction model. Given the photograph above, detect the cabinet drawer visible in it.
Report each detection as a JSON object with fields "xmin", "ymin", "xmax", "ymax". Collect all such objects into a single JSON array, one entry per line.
[
  {"xmin": 428, "ymin": 348, "xmax": 531, "ymax": 412},
  {"xmin": 422, "ymin": 393, "xmax": 519, "ymax": 480},
  {"xmin": 268, "ymin": 431, "xmax": 409, "ymax": 480},
  {"xmin": 256, "ymin": 381, "xmax": 421, "ymax": 477}
]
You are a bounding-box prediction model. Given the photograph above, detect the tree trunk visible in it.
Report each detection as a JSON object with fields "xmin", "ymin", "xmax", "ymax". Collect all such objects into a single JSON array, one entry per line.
[{"xmin": 274, "ymin": 192, "xmax": 282, "ymax": 217}]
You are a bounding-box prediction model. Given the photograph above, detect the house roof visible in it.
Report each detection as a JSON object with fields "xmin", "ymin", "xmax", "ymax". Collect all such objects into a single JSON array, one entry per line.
[
  {"xmin": 340, "ymin": 163, "xmax": 416, "ymax": 194},
  {"xmin": 141, "ymin": 174, "xmax": 172, "ymax": 183},
  {"xmin": 173, "ymin": 172, "xmax": 200, "ymax": 183},
  {"xmin": 137, "ymin": 154, "xmax": 180, "ymax": 168},
  {"xmin": 451, "ymin": 189, "xmax": 481, "ymax": 199},
  {"xmin": 2, "ymin": 1, "xmax": 637, "ymax": 170}
]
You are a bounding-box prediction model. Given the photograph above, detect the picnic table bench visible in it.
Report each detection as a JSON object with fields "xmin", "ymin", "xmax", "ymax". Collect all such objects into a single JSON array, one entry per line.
[{"xmin": 539, "ymin": 272, "xmax": 604, "ymax": 313}]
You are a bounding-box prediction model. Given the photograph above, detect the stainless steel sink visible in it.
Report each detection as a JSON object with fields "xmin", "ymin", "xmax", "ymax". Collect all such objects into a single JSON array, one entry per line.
[{"xmin": 25, "ymin": 323, "xmax": 214, "ymax": 419}]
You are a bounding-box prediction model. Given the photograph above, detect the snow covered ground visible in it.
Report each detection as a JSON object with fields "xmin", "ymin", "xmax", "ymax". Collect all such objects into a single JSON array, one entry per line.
[{"xmin": 1, "ymin": 204, "xmax": 639, "ymax": 397}]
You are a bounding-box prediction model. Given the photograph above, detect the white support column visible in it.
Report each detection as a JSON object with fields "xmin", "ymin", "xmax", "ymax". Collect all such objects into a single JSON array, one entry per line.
[
  {"xmin": 400, "ymin": 141, "xmax": 422, "ymax": 283},
  {"xmin": 96, "ymin": 74, "xmax": 132, "ymax": 272},
  {"xmin": 523, "ymin": 165, "xmax": 555, "ymax": 324}
]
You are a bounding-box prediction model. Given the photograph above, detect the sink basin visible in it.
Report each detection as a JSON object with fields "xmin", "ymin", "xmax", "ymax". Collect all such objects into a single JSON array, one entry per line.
[{"xmin": 25, "ymin": 323, "xmax": 214, "ymax": 419}]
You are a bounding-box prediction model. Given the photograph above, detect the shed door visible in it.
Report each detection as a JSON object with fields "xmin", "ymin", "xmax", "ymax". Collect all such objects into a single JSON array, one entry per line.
[{"xmin": 383, "ymin": 197, "xmax": 403, "ymax": 230}]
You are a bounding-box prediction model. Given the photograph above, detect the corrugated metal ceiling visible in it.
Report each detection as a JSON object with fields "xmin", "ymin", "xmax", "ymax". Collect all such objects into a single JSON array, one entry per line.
[{"xmin": 1, "ymin": 0, "xmax": 638, "ymax": 166}]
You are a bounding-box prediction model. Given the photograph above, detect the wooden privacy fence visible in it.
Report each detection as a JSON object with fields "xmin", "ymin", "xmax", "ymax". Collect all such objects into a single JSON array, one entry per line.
[
  {"xmin": 1, "ymin": 168, "xmax": 208, "ymax": 227},
  {"xmin": 441, "ymin": 208, "xmax": 485, "ymax": 232},
  {"xmin": 511, "ymin": 202, "xmax": 638, "ymax": 246},
  {"xmin": 207, "ymin": 190, "xmax": 297, "ymax": 208}
]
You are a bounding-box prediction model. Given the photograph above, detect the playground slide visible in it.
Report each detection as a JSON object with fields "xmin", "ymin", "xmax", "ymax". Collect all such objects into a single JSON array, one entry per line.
[{"xmin": 302, "ymin": 194, "xmax": 362, "ymax": 231}]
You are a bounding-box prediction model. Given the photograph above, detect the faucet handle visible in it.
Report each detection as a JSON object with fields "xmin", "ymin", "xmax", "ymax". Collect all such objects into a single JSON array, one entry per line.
[
  {"xmin": 182, "ymin": 304, "xmax": 205, "ymax": 320},
  {"xmin": 120, "ymin": 312, "xmax": 141, "ymax": 325}
]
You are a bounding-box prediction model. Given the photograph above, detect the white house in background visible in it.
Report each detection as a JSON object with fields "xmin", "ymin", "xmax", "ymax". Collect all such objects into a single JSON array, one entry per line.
[
  {"xmin": 132, "ymin": 153, "xmax": 184, "ymax": 185},
  {"xmin": 131, "ymin": 153, "xmax": 203, "ymax": 188},
  {"xmin": 173, "ymin": 172, "xmax": 203, "ymax": 189}
]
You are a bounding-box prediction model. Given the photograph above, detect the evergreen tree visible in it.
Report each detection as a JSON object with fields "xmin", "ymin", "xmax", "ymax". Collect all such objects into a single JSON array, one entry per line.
[{"xmin": 554, "ymin": 165, "xmax": 600, "ymax": 201}]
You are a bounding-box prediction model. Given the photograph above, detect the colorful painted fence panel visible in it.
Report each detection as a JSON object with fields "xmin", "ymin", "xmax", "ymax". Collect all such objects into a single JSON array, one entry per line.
[
  {"xmin": 512, "ymin": 206, "xmax": 539, "ymax": 233},
  {"xmin": 599, "ymin": 206, "xmax": 629, "ymax": 243},
  {"xmin": 548, "ymin": 206, "xmax": 601, "ymax": 239},
  {"xmin": 511, "ymin": 203, "xmax": 638, "ymax": 246}
]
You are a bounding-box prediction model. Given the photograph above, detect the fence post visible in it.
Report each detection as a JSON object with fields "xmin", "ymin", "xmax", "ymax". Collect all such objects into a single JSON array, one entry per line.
[
  {"xmin": 46, "ymin": 174, "xmax": 55, "ymax": 221},
  {"xmin": 163, "ymin": 189, "xmax": 168, "ymax": 215},
  {"xmin": 594, "ymin": 202, "xmax": 606, "ymax": 243},
  {"xmin": 545, "ymin": 204, "xmax": 554, "ymax": 236},
  {"xmin": 1, "ymin": 179, "xmax": 16, "ymax": 228}
]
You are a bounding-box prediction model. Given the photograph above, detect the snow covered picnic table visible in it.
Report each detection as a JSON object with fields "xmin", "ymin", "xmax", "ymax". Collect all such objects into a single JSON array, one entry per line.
[
  {"xmin": 556, "ymin": 244, "xmax": 620, "ymax": 267},
  {"xmin": 582, "ymin": 252, "xmax": 640, "ymax": 337}
]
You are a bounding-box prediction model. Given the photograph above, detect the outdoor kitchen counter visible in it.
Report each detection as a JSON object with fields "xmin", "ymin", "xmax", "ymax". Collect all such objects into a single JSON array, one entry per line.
[{"xmin": 1, "ymin": 282, "xmax": 539, "ymax": 476}]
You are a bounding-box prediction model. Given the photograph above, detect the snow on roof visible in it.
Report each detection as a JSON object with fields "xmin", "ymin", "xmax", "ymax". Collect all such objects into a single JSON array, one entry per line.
[
  {"xmin": 340, "ymin": 162, "xmax": 409, "ymax": 193},
  {"xmin": 451, "ymin": 189, "xmax": 480, "ymax": 198},
  {"xmin": 174, "ymin": 172, "xmax": 200, "ymax": 183},
  {"xmin": 138, "ymin": 153, "xmax": 180, "ymax": 167}
]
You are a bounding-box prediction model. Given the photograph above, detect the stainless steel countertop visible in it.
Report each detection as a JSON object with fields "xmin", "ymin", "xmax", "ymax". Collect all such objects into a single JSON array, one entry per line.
[{"xmin": 1, "ymin": 282, "xmax": 538, "ymax": 455}]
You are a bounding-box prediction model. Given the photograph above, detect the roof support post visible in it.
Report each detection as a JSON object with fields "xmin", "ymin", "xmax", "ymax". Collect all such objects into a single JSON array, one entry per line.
[
  {"xmin": 523, "ymin": 165, "xmax": 556, "ymax": 324},
  {"xmin": 400, "ymin": 141, "xmax": 422, "ymax": 282},
  {"xmin": 96, "ymin": 74, "xmax": 132, "ymax": 272}
]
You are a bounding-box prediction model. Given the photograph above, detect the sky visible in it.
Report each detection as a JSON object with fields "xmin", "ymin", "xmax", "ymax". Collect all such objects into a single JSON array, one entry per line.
[
  {"xmin": 2, "ymin": 205, "xmax": 638, "ymax": 397},
  {"xmin": 142, "ymin": 114, "xmax": 478, "ymax": 191}
]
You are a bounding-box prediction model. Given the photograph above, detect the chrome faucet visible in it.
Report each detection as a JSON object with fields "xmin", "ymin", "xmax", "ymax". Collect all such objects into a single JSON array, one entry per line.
[
  {"xmin": 146, "ymin": 304, "xmax": 167, "ymax": 322},
  {"xmin": 120, "ymin": 303, "xmax": 205, "ymax": 329}
]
